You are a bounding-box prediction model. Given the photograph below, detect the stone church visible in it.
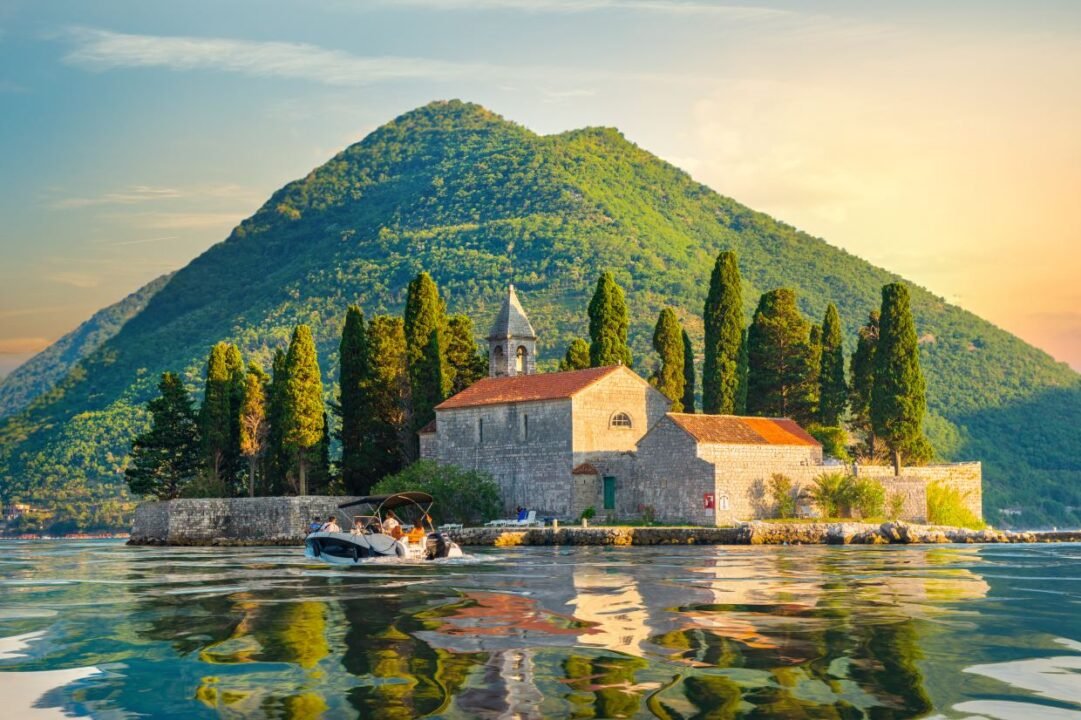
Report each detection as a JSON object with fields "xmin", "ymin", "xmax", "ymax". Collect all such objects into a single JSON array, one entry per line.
[{"xmin": 420, "ymin": 286, "xmax": 983, "ymax": 524}]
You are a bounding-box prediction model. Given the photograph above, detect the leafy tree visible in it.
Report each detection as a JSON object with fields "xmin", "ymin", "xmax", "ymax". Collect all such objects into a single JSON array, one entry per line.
[
  {"xmin": 650, "ymin": 308, "xmax": 684, "ymax": 411},
  {"xmin": 559, "ymin": 338, "xmax": 591, "ymax": 371},
  {"xmin": 224, "ymin": 344, "xmax": 245, "ymax": 491},
  {"xmin": 339, "ymin": 305, "xmax": 369, "ymax": 493},
  {"xmin": 372, "ymin": 460, "xmax": 501, "ymax": 525},
  {"xmin": 283, "ymin": 325, "xmax": 325, "ymax": 495},
  {"xmin": 807, "ymin": 424, "xmax": 851, "ymax": 463},
  {"xmin": 746, "ymin": 289, "xmax": 815, "ymax": 423},
  {"xmin": 871, "ymin": 283, "xmax": 927, "ymax": 474},
  {"xmin": 125, "ymin": 372, "xmax": 200, "ymax": 500},
  {"xmin": 366, "ymin": 315, "xmax": 409, "ymax": 481},
  {"xmin": 199, "ymin": 343, "xmax": 237, "ymax": 487},
  {"xmin": 768, "ymin": 474, "xmax": 797, "ymax": 519},
  {"xmin": 819, "ymin": 303, "xmax": 847, "ymax": 426},
  {"xmin": 849, "ymin": 310, "xmax": 880, "ymax": 455},
  {"xmin": 587, "ymin": 271, "xmax": 632, "ymax": 367},
  {"xmin": 702, "ymin": 251, "xmax": 743, "ymax": 414},
  {"xmin": 445, "ymin": 314, "xmax": 486, "ymax": 394},
  {"xmin": 266, "ymin": 348, "xmax": 291, "ymax": 495},
  {"xmin": 404, "ymin": 272, "xmax": 448, "ymax": 447},
  {"xmin": 681, "ymin": 329, "xmax": 696, "ymax": 413},
  {"xmin": 238, "ymin": 362, "xmax": 269, "ymax": 497}
]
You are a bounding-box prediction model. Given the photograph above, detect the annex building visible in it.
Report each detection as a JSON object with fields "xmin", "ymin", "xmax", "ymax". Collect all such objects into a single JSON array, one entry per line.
[{"xmin": 420, "ymin": 286, "xmax": 982, "ymax": 524}]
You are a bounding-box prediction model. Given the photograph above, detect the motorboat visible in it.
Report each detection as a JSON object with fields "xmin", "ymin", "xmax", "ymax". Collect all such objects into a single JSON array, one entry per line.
[{"xmin": 305, "ymin": 491, "xmax": 463, "ymax": 564}]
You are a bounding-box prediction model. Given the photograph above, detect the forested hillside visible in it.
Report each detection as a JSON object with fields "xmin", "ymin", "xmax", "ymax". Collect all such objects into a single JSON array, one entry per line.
[
  {"xmin": 1, "ymin": 100, "xmax": 1077, "ymax": 529},
  {"xmin": 0, "ymin": 273, "xmax": 172, "ymax": 419}
]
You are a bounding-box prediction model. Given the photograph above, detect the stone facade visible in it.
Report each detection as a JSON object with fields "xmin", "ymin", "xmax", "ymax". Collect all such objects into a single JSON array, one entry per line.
[
  {"xmin": 129, "ymin": 496, "xmax": 358, "ymax": 545},
  {"xmin": 856, "ymin": 463, "xmax": 983, "ymax": 523}
]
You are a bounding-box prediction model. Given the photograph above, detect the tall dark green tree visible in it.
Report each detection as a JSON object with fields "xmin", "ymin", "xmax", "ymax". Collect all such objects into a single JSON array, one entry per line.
[
  {"xmin": 238, "ymin": 362, "xmax": 269, "ymax": 497},
  {"xmin": 404, "ymin": 272, "xmax": 448, "ymax": 449},
  {"xmin": 199, "ymin": 342, "xmax": 235, "ymax": 485},
  {"xmin": 587, "ymin": 271, "xmax": 632, "ymax": 367},
  {"xmin": 266, "ymin": 348, "xmax": 291, "ymax": 495},
  {"xmin": 125, "ymin": 372, "xmax": 201, "ymax": 500},
  {"xmin": 818, "ymin": 303, "xmax": 847, "ymax": 426},
  {"xmin": 650, "ymin": 308, "xmax": 685, "ymax": 411},
  {"xmin": 225, "ymin": 344, "xmax": 245, "ymax": 491},
  {"xmin": 681, "ymin": 329, "xmax": 696, "ymax": 413},
  {"xmin": 339, "ymin": 305, "xmax": 369, "ymax": 493},
  {"xmin": 283, "ymin": 324, "xmax": 325, "ymax": 495},
  {"xmin": 366, "ymin": 315, "xmax": 409, "ymax": 481},
  {"xmin": 559, "ymin": 338, "xmax": 591, "ymax": 371},
  {"xmin": 806, "ymin": 323, "xmax": 823, "ymax": 420},
  {"xmin": 849, "ymin": 310, "xmax": 880, "ymax": 455},
  {"xmin": 871, "ymin": 283, "xmax": 927, "ymax": 474},
  {"xmin": 702, "ymin": 251, "xmax": 743, "ymax": 414},
  {"xmin": 445, "ymin": 314, "xmax": 486, "ymax": 394},
  {"xmin": 746, "ymin": 288, "xmax": 815, "ymax": 423}
]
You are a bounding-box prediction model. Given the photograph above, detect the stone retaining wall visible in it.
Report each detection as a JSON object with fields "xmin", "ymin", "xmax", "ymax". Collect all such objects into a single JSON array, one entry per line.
[{"xmin": 129, "ymin": 496, "xmax": 359, "ymax": 545}]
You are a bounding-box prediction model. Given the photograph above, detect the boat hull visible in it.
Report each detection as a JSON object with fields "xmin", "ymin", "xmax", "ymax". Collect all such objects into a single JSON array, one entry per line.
[{"xmin": 305, "ymin": 531, "xmax": 461, "ymax": 564}]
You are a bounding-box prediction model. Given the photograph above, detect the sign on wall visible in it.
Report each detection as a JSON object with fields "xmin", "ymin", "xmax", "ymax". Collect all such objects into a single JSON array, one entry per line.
[{"xmin": 703, "ymin": 492, "xmax": 715, "ymax": 509}]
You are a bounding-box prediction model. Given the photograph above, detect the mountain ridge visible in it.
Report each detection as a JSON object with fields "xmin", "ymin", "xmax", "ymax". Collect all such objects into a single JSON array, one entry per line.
[{"xmin": 1, "ymin": 99, "xmax": 1077, "ymax": 529}]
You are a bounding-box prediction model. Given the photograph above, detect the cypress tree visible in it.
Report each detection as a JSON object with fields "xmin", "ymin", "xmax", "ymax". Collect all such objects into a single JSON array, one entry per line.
[
  {"xmin": 650, "ymin": 308, "xmax": 685, "ymax": 411},
  {"xmin": 871, "ymin": 283, "xmax": 927, "ymax": 474},
  {"xmin": 283, "ymin": 324, "xmax": 324, "ymax": 495},
  {"xmin": 735, "ymin": 328, "xmax": 749, "ymax": 414},
  {"xmin": 125, "ymin": 372, "xmax": 201, "ymax": 500},
  {"xmin": 266, "ymin": 348, "xmax": 290, "ymax": 495},
  {"xmin": 339, "ymin": 305, "xmax": 368, "ymax": 492},
  {"xmin": 681, "ymin": 330, "xmax": 696, "ymax": 413},
  {"xmin": 445, "ymin": 314, "xmax": 486, "ymax": 394},
  {"xmin": 702, "ymin": 251, "xmax": 743, "ymax": 414},
  {"xmin": 587, "ymin": 271, "xmax": 632, "ymax": 367},
  {"xmin": 559, "ymin": 338, "xmax": 591, "ymax": 371},
  {"xmin": 804, "ymin": 323, "xmax": 823, "ymax": 422},
  {"xmin": 818, "ymin": 303, "xmax": 847, "ymax": 426},
  {"xmin": 308, "ymin": 411, "xmax": 332, "ymax": 494},
  {"xmin": 224, "ymin": 343, "xmax": 245, "ymax": 493},
  {"xmin": 366, "ymin": 315, "xmax": 409, "ymax": 481},
  {"xmin": 238, "ymin": 362, "xmax": 269, "ymax": 497},
  {"xmin": 746, "ymin": 288, "xmax": 815, "ymax": 423},
  {"xmin": 404, "ymin": 272, "xmax": 448, "ymax": 447},
  {"xmin": 199, "ymin": 342, "xmax": 233, "ymax": 485},
  {"xmin": 849, "ymin": 310, "xmax": 880, "ymax": 455}
]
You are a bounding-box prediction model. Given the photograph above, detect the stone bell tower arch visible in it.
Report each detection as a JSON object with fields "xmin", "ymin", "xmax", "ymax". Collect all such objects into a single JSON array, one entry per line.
[{"xmin": 487, "ymin": 284, "xmax": 537, "ymax": 377}]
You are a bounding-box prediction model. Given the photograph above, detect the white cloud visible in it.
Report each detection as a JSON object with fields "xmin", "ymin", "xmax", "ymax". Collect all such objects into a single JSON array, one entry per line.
[
  {"xmin": 63, "ymin": 28, "xmax": 496, "ymax": 86},
  {"xmin": 366, "ymin": 0, "xmax": 790, "ymax": 19},
  {"xmin": 53, "ymin": 185, "xmax": 183, "ymax": 209},
  {"xmin": 46, "ymin": 271, "xmax": 100, "ymax": 289}
]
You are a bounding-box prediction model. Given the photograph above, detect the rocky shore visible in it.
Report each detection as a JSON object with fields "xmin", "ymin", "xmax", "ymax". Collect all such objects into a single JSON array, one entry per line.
[{"xmin": 446, "ymin": 522, "xmax": 1081, "ymax": 547}]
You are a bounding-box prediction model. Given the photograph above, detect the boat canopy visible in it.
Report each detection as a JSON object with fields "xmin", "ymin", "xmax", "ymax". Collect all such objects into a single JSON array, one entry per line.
[{"xmin": 338, "ymin": 491, "xmax": 434, "ymax": 511}]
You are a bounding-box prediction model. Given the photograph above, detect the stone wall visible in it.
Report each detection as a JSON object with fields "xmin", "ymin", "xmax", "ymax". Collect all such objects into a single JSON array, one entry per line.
[
  {"xmin": 570, "ymin": 367, "xmax": 670, "ymax": 455},
  {"xmin": 856, "ymin": 463, "xmax": 983, "ymax": 521},
  {"xmin": 129, "ymin": 496, "xmax": 359, "ymax": 545},
  {"xmin": 432, "ymin": 399, "xmax": 574, "ymax": 516},
  {"xmin": 631, "ymin": 418, "xmax": 716, "ymax": 525}
]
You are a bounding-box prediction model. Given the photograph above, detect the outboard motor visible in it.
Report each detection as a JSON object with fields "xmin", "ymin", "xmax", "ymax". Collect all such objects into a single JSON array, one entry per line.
[{"xmin": 425, "ymin": 532, "xmax": 449, "ymax": 560}]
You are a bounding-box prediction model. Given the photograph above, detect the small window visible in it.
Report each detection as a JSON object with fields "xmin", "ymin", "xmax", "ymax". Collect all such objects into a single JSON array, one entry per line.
[
  {"xmin": 516, "ymin": 345, "xmax": 527, "ymax": 373},
  {"xmin": 478, "ymin": 418, "xmax": 484, "ymax": 444},
  {"xmin": 521, "ymin": 413, "xmax": 529, "ymax": 442},
  {"xmin": 610, "ymin": 412, "xmax": 633, "ymax": 429}
]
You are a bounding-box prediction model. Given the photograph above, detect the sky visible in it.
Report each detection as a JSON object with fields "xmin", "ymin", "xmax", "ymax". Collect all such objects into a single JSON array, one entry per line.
[{"xmin": 0, "ymin": 0, "xmax": 1079, "ymax": 376}]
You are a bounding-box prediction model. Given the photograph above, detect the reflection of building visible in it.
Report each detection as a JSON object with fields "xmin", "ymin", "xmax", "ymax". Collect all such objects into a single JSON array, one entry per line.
[
  {"xmin": 422, "ymin": 286, "xmax": 982, "ymax": 523},
  {"xmin": 569, "ymin": 566, "xmax": 651, "ymax": 657}
]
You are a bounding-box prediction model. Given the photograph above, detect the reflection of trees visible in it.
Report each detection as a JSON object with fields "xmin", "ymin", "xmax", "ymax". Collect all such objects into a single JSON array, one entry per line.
[{"xmin": 562, "ymin": 653, "xmax": 650, "ymax": 719}]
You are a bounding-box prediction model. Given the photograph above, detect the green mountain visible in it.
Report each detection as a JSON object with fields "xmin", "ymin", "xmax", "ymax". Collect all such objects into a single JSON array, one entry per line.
[
  {"xmin": 1, "ymin": 100, "xmax": 1077, "ymax": 529},
  {"xmin": 0, "ymin": 273, "xmax": 173, "ymax": 420}
]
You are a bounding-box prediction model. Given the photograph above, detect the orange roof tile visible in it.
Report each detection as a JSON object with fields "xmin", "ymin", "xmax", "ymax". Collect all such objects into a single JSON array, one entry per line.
[
  {"xmin": 665, "ymin": 413, "xmax": 820, "ymax": 447},
  {"xmin": 436, "ymin": 366, "xmax": 623, "ymax": 410},
  {"xmin": 418, "ymin": 419, "xmax": 437, "ymax": 434}
]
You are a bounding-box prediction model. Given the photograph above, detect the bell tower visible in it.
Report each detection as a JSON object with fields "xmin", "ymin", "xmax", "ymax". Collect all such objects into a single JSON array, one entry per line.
[{"xmin": 487, "ymin": 284, "xmax": 537, "ymax": 377}]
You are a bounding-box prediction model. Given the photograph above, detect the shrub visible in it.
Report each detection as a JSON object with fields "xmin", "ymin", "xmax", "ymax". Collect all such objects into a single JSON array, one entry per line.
[
  {"xmin": 807, "ymin": 425, "xmax": 851, "ymax": 463},
  {"xmin": 926, "ymin": 481, "xmax": 986, "ymax": 529},
  {"xmin": 887, "ymin": 492, "xmax": 906, "ymax": 521},
  {"xmin": 372, "ymin": 460, "xmax": 501, "ymax": 526},
  {"xmin": 580, "ymin": 506, "xmax": 596, "ymax": 521},
  {"xmin": 641, "ymin": 505, "xmax": 656, "ymax": 524},
  {"xmin": 807, "ymin": 472, "xmax": 886, "ymax": 519},
  {"xmin": 180, "ymin": 472, "xmax": 231, "ymax": 499},
  {"xmin": 768, "ymin": 474, "xmax": 797, "ymax": 519}
]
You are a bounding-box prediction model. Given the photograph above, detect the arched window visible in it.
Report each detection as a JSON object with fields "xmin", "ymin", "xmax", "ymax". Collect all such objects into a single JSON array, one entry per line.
[
  {"xmin": 515, "ymin": 345, "xmax": 527, "ymax": 373},
  {"xmin": 610, "ymin": 412, "xmax": 633, "ymax": 429},
  {"xmin": 491, "ymin": 345, "xmax": 505, "ymax": 376}
]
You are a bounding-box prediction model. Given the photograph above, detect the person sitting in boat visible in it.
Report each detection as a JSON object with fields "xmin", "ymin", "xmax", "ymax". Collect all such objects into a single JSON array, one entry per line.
[
  {"xmin": 308, "ymin": 517, "xmax": 323, "ymax": 535},
  {"xmin": 382, "ymin": 510, "xmax": 402, "ymax": 539},
  {"xmin": 320, "ymin": 515, "xmax": 341, "ymax": 533},
  {"xmin": 405, "ymin": 518, "xmax": 426, "ymax": 544}
]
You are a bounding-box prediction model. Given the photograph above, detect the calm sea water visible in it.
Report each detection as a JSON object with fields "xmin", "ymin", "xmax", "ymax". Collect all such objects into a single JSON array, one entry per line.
[{"xmin": 0, "ymin": 541, "xmax": 1078, "ymax": 719}]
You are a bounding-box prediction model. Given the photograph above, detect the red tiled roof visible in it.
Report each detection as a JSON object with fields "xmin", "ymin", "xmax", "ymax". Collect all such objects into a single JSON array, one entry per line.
[
  {"xmin": 665, "ymin": 414, "xmax": 820, "ymax": 447},
  {"xmin": 418, "ymin": 419, "xmax": 437, "ymax": 435},
  {"xmin": 436, "ymin": 366, "xmax": 623, "ymax": 410},
  {"xmin": 572, "ymin": 463, "xmax": 599, "ymax": 476}
]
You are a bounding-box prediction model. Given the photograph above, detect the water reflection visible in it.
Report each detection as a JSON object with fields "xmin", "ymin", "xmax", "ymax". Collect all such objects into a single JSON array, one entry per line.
[{"xmin": 0, "ymin": 542, "xmax": 1077, "ymax": 719}]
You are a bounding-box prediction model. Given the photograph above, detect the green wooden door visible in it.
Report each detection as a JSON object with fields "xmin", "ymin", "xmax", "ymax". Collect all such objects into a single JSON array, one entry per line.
[{"xmin": 603, "ymin": 476, "xmax": 616, "ymax": 510}]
